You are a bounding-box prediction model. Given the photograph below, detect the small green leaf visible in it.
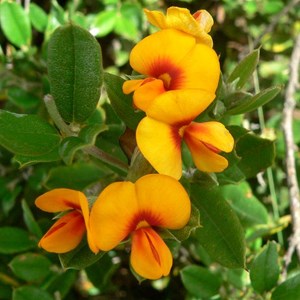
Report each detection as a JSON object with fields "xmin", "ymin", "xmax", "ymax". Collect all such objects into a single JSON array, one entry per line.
[
  {"xmin": 9, "ymin": 253, "xmax": 52, "ymax": 282},
  {"xmin": 104, "ymin": 72, "xmax": 145, "ymax": 129},
  {"xmin": 221, "ymin": 182, "xmax": 269, "ymax": 227},
  {"xmin": 0, "ymin": 110, "xmax": 61, "ymax": 156},
  {"xmin": 8, "ymin": 87, "xmax": 40, "ymax": 110},
  {"xmin": 48, "ymin": 24, "xmax": 103, "ymax": 123},
  {"xmin": 0, "ymin": 1, "xmax": 31, "ymax": 48},
  {"xmin": 13, "ymin": 286, "xmax": 52, "ymax": 300},
  {"xmin": 180, "ymin": 265, "xmax": 221, "ymax": 298},
  {"xmin": 226, "ymin": 86, "xmax": 281, "ymax": 115},
  {"xmin": 272, "ymin": 273, "xmax": 300, "ymax": 300},
  {"xmin": 250, "ymin": 241, "xmax": 280, "ymax": 293},
  {"xmin": 0, "ymin": 227, "xmax": 36, "ymax": 254},
  {"xmin": 29, "ymin": 3, "xmax": 48, "ymax": 32},
  {"xmin": 192, "ymin": 185, "xmax": 246, "ymax": 268},
  {"xmin": 228, "ymin": 49, "xmax": 260, "ymax": 89},
  {"xmin": 91, "ymin": 10, "xmax": 117, "ymax": 37},
  {"xmin": 45, "ymin": 162, "xmax": 112, "ymax": 190},
  {"xmin": 59, "ymin": 242, "xmax": 105, "ymax": 269},
  {"xmin": 21, "ymin": 200, "xmax": 43, "ymax": 238}
]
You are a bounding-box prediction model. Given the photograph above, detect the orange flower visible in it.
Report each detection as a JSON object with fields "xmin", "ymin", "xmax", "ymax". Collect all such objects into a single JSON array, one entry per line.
[
  {"xmin": 89, "ymin": 174, "xmax": 191, "ymax": 280},
  {"xmin": 136, "ymin": 117, "xmax": 234, "ymax": 180},
  {"xmin": 35, "ymin": 189, "xmax": 93, "ymax": 253},
  {"xmin": 144, "ymin": 6, "xmax": 214, "ymax": 46},
  {"xmin": 123, "ymin": 29, "xmax": 220, "ymax": 125}
]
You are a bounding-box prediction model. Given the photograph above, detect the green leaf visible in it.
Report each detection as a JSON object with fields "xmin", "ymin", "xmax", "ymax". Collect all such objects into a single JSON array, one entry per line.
[
  {"xmin": 228, "ymin": 49, "xmax": 260, "ymax": 89},
  {"xmin": 226, "ymin": 86, "xmax": 281, "ymax": 115},
  {"xmin": 104, "ymin": 72, "xmax": 145, "ymax": 129},
  {"xmin": 0, "ymin": 110, "xmax": 61, "ymax": 156},
  {"xmin": 272, "ymin": 274, "xmax": 300, "ymax": 300},
  {"xmin": 0, "ymin": 227, "xmax": 36, "ymax": 254},
  {"xmin": 235, "ymin": 130, "xmax": 275, "ymax": 178},
  {"xmin": 192, "ymin": 185, "xmax": 246, "ymax": 268},
  {"xmin": 115, "ymin": 15, "xmax": 138, "ymax": 41},
  {"xmin": 13, "ymin": 286, "xmax": 52, "ymax": 300},
  {"xmin": 91, "ymin": 10, "xmax": 117, "ymax": 37},
  {"xmin": 29, "ymin": 3, "xmax": 48, "ymax": 32},
  {"xmin": 48, "ymin": 24, "xmax": 103, "ymax": 123},
  {"xmin": 250, "ymin": 241, "xmax": 280, "ymax": 293},
  {"xmin": 45, "ymin": 162, "xmax": 112, "ymax": 190},
  {"xmin": 21, "ymin": 200, "xmax": 43, "ymax": 238},
  {"xmin": 8, "ymin": 87, "xmax": 40, "ymax": 110},
  {"xmin": 9, "ymin": 253, "xmax": 52, "ymax": 282},
  {"xmin": 221, "ymin": 182, "xmax": 269, "ymax": 227},
  {"xmin": 59, "ymin": 242, "xmax": 105, "ymax": 269},
  {"xmin": 180, "ymin": 265, "xmax": 221, "ymax": 298},
  {"xmin": 0, "ymin": 1, "xmax": 31, "ymax": 48}
]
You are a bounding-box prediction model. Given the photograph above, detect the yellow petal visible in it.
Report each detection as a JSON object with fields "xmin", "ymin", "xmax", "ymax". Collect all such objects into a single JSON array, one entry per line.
[
  {"xmin": 132, "ymin": 78, "xmax": 165, "ymax": 111},
  {"xmin": 136, "ymin": 117, "xmax": 182, "ymax": 179},
  {"xmin": 35, "ymin": 189, "xmax": 86, "ymax": 212},
  {"xmin": 38, "ymin": 211, "xmax": 85, "ymax": 253},
  {"xmin": 185, "ymin": 122, "xmax": 234, "ymax": 152},
  {"xmin": 129, "ymin": 29, "xmax": 196, "ymax": 77},
  {"xmin": 135, "ymin": 174, "xmax": 191, "ymax": 229},
  {"xmin": 89, "ymin": 181, "xmax": 139, "ymax": 251},
  {"xmin": 122, "ymin": 79, "xmax": 145, "ymax": 94},
  {"xmin": 144, "ymin": 7, "xmax": 214, "ymax": 46},
  {"xmin": 184, "ymin": 133, "xmax": 229, "ymax": 173},
  {"xmin": 145, "ymin": 89, "xmax": 216, "ymax": 125},
  {"xmin": 131, "ymin": 227, "xmax": 172, "ymax": 280}
]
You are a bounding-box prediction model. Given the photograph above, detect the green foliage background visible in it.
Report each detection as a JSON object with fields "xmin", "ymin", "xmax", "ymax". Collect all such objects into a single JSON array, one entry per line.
[{"xmin": 0, "ymin": 0, "xmax": 299, "ymax": 299}]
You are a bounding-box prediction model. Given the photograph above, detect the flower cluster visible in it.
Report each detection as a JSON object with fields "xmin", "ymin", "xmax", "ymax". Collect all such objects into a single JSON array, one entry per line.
[{"xmin": 36, "ymin": 7, "xmax": 234, "ymax": 280}]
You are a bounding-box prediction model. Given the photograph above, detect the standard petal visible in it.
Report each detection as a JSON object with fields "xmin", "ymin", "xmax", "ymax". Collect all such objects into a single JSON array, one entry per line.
[
  {"xmin": 38, "ymin": 211, "xmax": 85, "ymax": 253},
  {"xmin": 129, "ymin": 29, "xmax": 196, "ymax": 76},
  {"xmin": 135, "ymin": 174, "xmax": 191, "ymax": 229},
  {"xmin": 89, "ymin": 181, "xmax": 139, "ymax": 251},
  {"xmin": 146, "ymin": 89, "xmax": 216, "ymax": 124},
  {"xmin": 178, "ymin": 43, "xmax": 220, "ymax": 92},
  {"xmin": 35, "ymin": 189, "xmax": 86, "ymax": 212},
  {"xmin": 131, "ymin": 227, "xmax": 172, "ymax": 280},
  {"xmin": 184, "ymin": 122, "xmax": 234, "ymax": 152},
  {"xmin": 136, "ymin": 117, "xmax": 182, "ymax": 179},
  {"xmin": 184, "ymin": 133, "xmax": 229, "ymax": 173}
]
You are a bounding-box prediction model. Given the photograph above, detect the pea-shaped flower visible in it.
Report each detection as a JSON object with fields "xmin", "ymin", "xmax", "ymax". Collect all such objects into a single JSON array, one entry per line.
[
  {"xmin": 123, "ymin": 29, "xmax": 220, "ymax": 125},
  {"xmin": 89, "ymin": 174, "xmax": 191, "ymax": 280},
  {"xmin": 35, "ymin": 189, "xmax": 91, "ymax": 253},
  {"xmin": 144, "ymin": 6, "xmax": 214, "ymax": 47}
]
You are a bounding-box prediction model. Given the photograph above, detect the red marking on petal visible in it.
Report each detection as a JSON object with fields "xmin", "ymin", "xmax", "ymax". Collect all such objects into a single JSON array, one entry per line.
[
  {"xmin": 43, "ymin": 222, "xmax": 65, "ymax": 239},
  {"xmin": 144, "ymin": 229, "xmax": 161, "ymax": 266},
  {"xmin": 203, "ymin": 142, "xmax": 221, "ymax": 153},
  {"xmin": 193, "ymin": 11, "xmax": 202, "ymax": 21},
  {"xmin": 62, "ymin": 200, "xmax": 81, "ymax": 210}
]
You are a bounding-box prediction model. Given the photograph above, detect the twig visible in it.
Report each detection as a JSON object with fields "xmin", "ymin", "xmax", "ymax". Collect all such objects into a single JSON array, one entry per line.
[{"xmin": 282, "ymin": 33, "xmax": 300, "ymax": 279}]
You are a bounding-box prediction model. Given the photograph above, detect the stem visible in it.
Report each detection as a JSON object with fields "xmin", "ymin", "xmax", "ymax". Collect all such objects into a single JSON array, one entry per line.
[
  {"xmin": 24, "ymin": 0, "xmax": 30, "ymax": 13},
  {"xmin": 252, "ymin": 69, "xmax": 283, "ymax": 246}
]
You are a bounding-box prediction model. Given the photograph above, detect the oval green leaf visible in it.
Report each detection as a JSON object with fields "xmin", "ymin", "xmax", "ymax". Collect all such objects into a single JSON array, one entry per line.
[
  {"xmin": 250, "ymin": 241, "xmax": 280, "ymax": 293},
  {"xmin": 192, "ymin": 185, "xmax": 246, "ymax": 268},
  {"xmin": 29, "ymin": 3, "xmax": 48, "ymax": 32},
  {"xmin": 91, "ymin": 10, "xmax": 117, "ymax": 37},
  {"xmin": 13, "ymin": 286, "xmax": 52, "ymax": 300},
  {"xmin": 48, "ymin": 24, "xmax": 103, "ymax": 123},
  {"xmin": 9, "ymin": 253, "xmax": 52, "ymax": 282},
  {"xmin": 0, "ymin": 1, "xmax": 31, "ymax": 48},
  {"xmin": 272, "ymin": 274, "xmax": 300, "ymax": 300},
  {"xmin": 0, "ymin": 110, "xmax": 61, "ymax": 156}
]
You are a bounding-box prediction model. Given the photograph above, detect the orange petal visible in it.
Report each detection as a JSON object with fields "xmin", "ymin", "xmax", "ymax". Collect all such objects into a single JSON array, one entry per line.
[
  {"xmin": 35, "ymin": 189, "xmax": 86, "ymax": 213},
  {"xmin": 144, "ymin": 7, "xmax": 213, "ymax": 46},
  {"xmin": 184, "ymin": 133, "xmax": 229, "ymax": 173},
  {"xmin": 38, "ymin": 211, "xmax": 85, "ymax": 253},
  {"xmin": 145, "ymin": 89, "xmax": 216, "ymax": 125},
  {"xmin": 136, "ymin": 117, "xmax": 182, "ymax": 179},
  {"xmin": 131, "ymin": 227, "xmax": 172, "ymax": 280},
  {"xmin": 132, "ymin": 78, "xmax": 165, "ymax": 111},
  {"xmin": 122, "ymin": 79, "xmax": 146, "ymax": 95},
  {"xmin": 129, "ymin": 29, "xmax": 196, "ymax": 77},
  {"xmin": 185, "ymin": 122, "xmax": 234, "ymax": 152},
  {"xmin": 89, "ymin": 181, "xmax": 139, "ymax": 251},
  {"xmin": 135, "ymin": 174, "xmax": 191, "ymax": 229}
]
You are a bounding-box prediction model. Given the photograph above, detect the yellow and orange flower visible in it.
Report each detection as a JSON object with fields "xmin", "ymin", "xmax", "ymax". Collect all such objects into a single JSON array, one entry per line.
[
  {"xmin": 35, "ymin": 189, "xmax": 93, "ymax": 253},
  {"xmin": 144, "ymin": 6, "xmax": 214, "ymax": 47},
  {"xmin": 123, "ymin": 29, "xmax": 220, "ymax": 125},
  {"xmin": 136, "ymin": 117, "xmax": 234, "ymax": 180},
  {"xmin": 89, "ymin": 174, "xmax": 191, "ymax": 280}
]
